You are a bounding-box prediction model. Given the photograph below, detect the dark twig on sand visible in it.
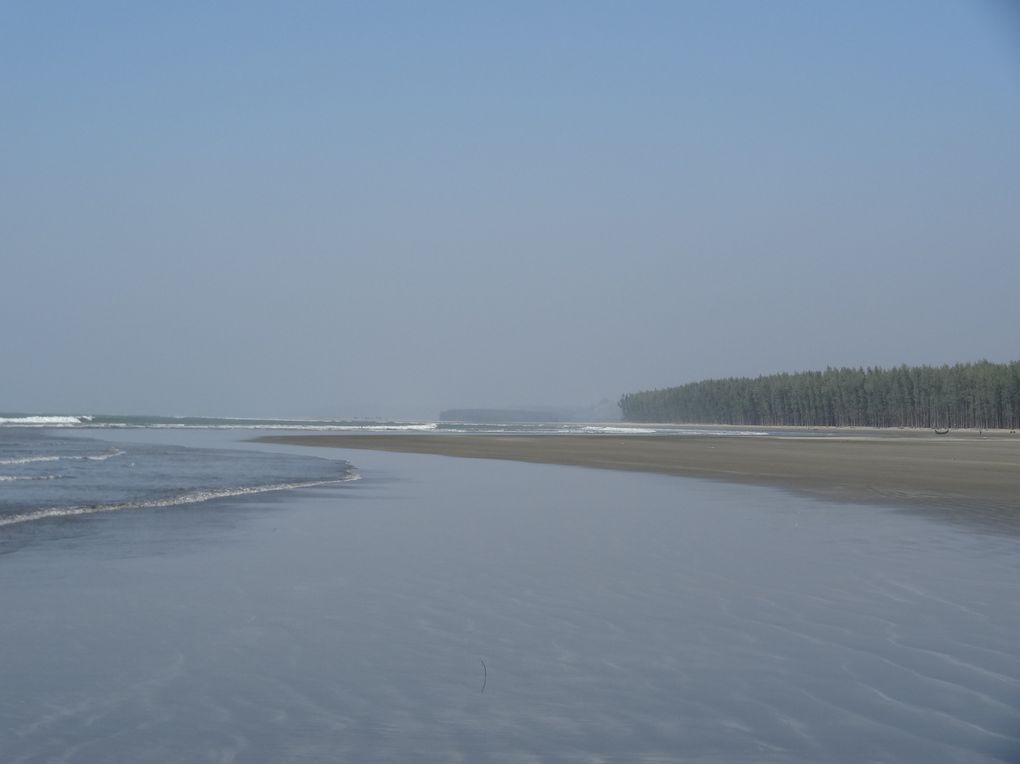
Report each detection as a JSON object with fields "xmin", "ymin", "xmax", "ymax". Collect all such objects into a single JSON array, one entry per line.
[{"xmin": 480, "ymin": 659, "xmax": 487, "ymax": 694}]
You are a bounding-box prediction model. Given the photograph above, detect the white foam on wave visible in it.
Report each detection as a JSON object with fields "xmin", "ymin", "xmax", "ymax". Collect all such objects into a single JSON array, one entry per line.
[
  {"xmin": 231, "ymin": 422, "xmax": 437, "ymax": 432},
  {"xmin": 650, "ymin": 427, "xmax": 773, "ymax": 436},
  {"xmin": 580, "ymin": 426, "xmax": 659, "ymax": 434},
  {"xmin": 342, "ymin": 423, "xmax": 438, "ymax": 432},
  {"xmin": 0, "ymin": 473, "xmax": 360, "ymax": 528},
  {"xmin": 0, "ymin": 448, "xmax": 124, "ymax": 465},
  {"xmin": 80, "ymin": 448, "xmax": 125, "ymax": 461},
  {"xmin": 0, "ymin": 455, "xmax": 62, "ymax": 465},
  {"xmin": 90, "ymin": 422, "xmax": 440, "ymax": 431},
  {"xmin": 0, "ymin": 415, "xmax": 92, "ymax": 426},
  {"xmin": 0, "ymin": 474, "xmax": 62, "ymax": 481}
]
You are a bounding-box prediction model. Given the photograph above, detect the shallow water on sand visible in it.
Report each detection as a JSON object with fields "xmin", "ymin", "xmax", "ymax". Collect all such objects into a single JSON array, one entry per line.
[{"xmin": 1, "ymin": 430, "xmax": 1018, "ymax": 762}]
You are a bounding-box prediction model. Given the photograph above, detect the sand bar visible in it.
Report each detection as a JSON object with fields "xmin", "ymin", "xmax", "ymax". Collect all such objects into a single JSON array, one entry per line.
[{"xmin": 258, "ymin": 432, "xmax": 1020, "ymax": 517}]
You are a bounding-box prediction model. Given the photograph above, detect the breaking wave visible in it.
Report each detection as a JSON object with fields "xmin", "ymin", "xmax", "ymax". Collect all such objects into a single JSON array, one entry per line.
[
  {"xmin": 0, "ymin": 415, "xmax": 93, "ymax": 426},
  {"xmin": 80, "ymin": 448, "xmax": 125, "ymax": 461},
  {"xmin": 132, "ymin": 423, "xmax": 441, "ymax": 432},
  {"xmin": 0, "ymin": 474, "xmax": 360, "ymax": 528},
  {"xmin": 0, "ymin": 449, "xmax": 123, "ymax": 465},
  {"xmin": 0, "ymin": 455, "xmax": 62, "ymax": 465},
  {"xmin": 332, "ymin": 423, "xmax": 437, "ymax": 432},
  {"xmin": 0, "ymin": 414, "xmax": 440, "ymax": 432},
  {"xmin": 580, "ymin": 426, "xmax": 659, "ymax": 434}
]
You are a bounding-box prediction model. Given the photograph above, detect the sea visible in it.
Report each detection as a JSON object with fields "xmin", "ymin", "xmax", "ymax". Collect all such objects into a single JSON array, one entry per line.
[{"xmin": 1, "ymin": 414, "xmax": 1018, "ymax": 762}]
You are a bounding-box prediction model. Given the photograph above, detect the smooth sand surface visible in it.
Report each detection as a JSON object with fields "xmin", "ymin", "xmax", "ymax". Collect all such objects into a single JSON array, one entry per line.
[{"xmin": 258, "ymin": 432, "xmax": 1020, "ymax": 516}]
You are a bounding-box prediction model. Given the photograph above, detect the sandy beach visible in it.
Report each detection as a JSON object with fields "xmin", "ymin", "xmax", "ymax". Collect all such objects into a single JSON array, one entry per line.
[
  {"xmin": 259, "ymin": 432, "xmax": 1020, "ymax": 515},
  {"xmin": 9, "ymin": 429, "xmax": 1020, "ymax": 761}
]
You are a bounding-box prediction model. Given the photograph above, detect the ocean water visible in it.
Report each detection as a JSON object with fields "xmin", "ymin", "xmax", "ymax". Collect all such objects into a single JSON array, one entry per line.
[
  {"xmin": 1, "ymin": 426, "xmax": 1019, "ymax": 762},
  {"xmin": 0, "ymin": 428, "xmax": 355, "ymax": 536},
  {"xmin": 0, "ymin": 412, "xmax": 835, "ymax": 437}
]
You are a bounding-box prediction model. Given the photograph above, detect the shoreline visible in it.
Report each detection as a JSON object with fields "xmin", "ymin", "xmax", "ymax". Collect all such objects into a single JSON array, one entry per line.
[
  {"xmin": 607, "ymin": 422, "xmax": 1020, "ymax": 438},
  {"xmin": 257, "ymin": 432, "xmax": 1020, "ymax": 517}
]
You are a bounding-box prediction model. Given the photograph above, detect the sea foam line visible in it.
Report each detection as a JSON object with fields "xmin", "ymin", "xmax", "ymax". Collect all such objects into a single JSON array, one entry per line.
[
  {"xmin": 79, "ymin": 448, "xmax": 125, "ymax": 461},
  {"xmin": 0, "ymin": 474, "xmax": 360, "ymax": 528},
  {"xmin": 580, "ymin": 426, "xmax": 659, "ymax": 434},
  {"xmin": 0, "ymin": 455, "xmax": 62, "ymax": 465},
  {"xmin": 0, "ymin": 415, "xmax": 93, "ymax": 426},
  {"xmin": 0, "ymin": 475, "xmax": 63, "ymax": 482},
  {"xmin": 0, "ymin": 449, "xmax": 124, "ymax": 466},
  {"xmin": 133, "ymin": 423, "xmax": 440, "ymax": 431},
  {"xmin": 45, "ymin": 423, "xmax": 440, "ymax": 431}
]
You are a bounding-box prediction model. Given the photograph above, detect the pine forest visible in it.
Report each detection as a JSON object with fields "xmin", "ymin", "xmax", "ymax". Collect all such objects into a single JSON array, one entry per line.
[{"xmin": 619, "ymin": 361, "xmax": 1020, "ymax": 430}]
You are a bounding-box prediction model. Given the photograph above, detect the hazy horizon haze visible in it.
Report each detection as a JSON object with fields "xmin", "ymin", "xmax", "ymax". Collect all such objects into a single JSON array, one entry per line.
[{"xmin": 3, "ymin": 2, "xmax": 1018, "ymax": 419}]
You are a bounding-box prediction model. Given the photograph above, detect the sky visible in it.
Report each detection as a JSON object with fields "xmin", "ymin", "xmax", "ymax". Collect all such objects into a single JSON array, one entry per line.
[{"xmin": 2, "ymin": 1, "xmax": 1019, "ymax": 419}]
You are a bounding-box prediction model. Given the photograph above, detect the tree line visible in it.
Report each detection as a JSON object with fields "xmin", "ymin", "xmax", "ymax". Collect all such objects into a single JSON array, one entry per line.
[{"xmin": 619, "ymin": 361, "xmax": 1020, "ymax": 430}]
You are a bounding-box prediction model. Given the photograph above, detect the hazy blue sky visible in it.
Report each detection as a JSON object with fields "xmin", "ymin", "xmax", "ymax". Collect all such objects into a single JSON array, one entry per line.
[{"xmin": 3, "ymin": 2, "xmax": 1018, "ymax": 418}]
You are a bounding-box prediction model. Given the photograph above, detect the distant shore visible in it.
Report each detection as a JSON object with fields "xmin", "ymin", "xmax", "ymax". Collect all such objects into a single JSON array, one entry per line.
[{"xmin": 257, "ymin": 431, "xmax": 1020, "ymax": 516}]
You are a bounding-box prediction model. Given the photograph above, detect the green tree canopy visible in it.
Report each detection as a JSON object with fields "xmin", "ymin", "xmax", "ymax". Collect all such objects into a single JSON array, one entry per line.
[{"xmin": 620, "ymin": 361, "xmax": 1020, "ymax": 429}]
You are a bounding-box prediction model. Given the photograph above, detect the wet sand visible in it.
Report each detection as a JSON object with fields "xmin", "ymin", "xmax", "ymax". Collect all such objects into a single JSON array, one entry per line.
[
  {"xmin": 258, "ymin": 433, "xmax": 1020, "ymax": 515},
  {"xmin": 9, "ymin": 436, "xmax": 1020, "ymax": 761}
]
